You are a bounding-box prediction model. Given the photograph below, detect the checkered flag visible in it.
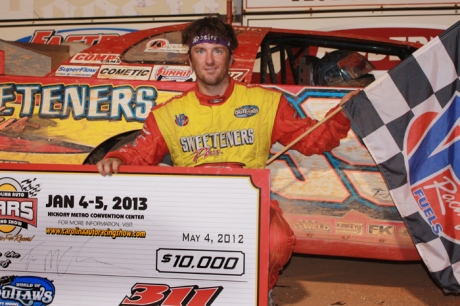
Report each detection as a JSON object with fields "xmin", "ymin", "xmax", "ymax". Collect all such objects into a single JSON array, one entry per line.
[{"xmin": 342, "ymin": 21, "xmax": 460, "ymax": 293}]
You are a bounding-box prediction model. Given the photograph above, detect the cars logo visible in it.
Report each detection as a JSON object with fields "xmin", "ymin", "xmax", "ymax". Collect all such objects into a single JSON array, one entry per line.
[{"xmin": 0, "ymin": 178, "xmax": 39, "ymax": 238}]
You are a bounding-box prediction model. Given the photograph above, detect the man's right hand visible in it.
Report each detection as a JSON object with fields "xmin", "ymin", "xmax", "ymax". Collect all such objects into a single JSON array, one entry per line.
[{"xmin": 97, "ymin": 158, "xmax": 124, "ymax": 176}]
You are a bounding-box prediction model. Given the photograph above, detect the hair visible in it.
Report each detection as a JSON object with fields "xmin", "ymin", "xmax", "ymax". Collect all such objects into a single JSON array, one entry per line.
[{"xmin": 182, "ymin": 16, "xmax": 238, "ymax": 52}]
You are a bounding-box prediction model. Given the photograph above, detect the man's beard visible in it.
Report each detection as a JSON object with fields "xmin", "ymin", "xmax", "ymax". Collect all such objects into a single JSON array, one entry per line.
[{"xmin": 196, "ymin": 65, "xmax": 229, "ymax": 86}]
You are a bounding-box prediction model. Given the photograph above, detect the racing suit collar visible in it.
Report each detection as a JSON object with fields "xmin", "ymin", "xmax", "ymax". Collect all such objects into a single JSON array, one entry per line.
[{"xmin": 194, "ymin": 78, "xmax": 235, "ymax": 106}]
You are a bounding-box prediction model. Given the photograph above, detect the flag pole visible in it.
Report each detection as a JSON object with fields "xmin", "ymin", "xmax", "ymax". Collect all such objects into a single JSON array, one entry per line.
[{"xmin": 266, "ymin": 105, "xmax": 343, "ymax": 166}]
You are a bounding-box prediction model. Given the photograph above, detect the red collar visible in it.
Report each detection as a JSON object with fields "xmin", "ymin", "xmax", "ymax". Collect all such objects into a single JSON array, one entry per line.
[{"xmin": 194, "ymin": 78, "xmax": 235, "ymax": 106}]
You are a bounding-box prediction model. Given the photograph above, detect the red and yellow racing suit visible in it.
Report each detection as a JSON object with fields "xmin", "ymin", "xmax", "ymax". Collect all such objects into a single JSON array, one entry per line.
[{"xmin": 106, "ymin": 78, "xmax": 351, "ymax": 288}]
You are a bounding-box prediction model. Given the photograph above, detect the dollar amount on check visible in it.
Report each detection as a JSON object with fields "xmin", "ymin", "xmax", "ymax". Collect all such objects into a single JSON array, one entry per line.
[{"xmin": 156, "ymin": 249, "xmax": 245, "ymax": 276}]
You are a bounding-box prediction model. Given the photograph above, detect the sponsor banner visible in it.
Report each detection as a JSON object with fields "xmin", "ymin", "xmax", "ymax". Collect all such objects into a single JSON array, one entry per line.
[
  {"xmin": 336, "ymin": 221, "xmax": 364, "ymax": 235},
  {"xmin": 229, "ymin": 68, "xmax": 250, "ymax": 82},
  {"xmin": 97, "ymin": 65, "xmax": 152, "ymax": 80},
  {"xmin": 244, "ymin": 0, "xmax": 459, "ymax": 11},
  {"xmin": 368, "ymin": 224, "xmax": 395, "ymax": 237},
  {"xmin": 55, "ymin": 65, "xmax": 99, "ymax": 77},
  {"xmin": 144, "ymin": 38, "xmax": 189, "ymax": 53},
  {"xmin": 284, "ymin": 211, "xmax": 416, "ymax": 259},
  {"xmin": 149, "ymin": 66, "xmax": 248, "ymax": 83},
  {"xmin": 151, "ymin": 65, "xmax": 196, "ymax": 82},
  {"xmin": 0, "ymin": 164, "xmax": 269, "ymax": 305},
  {"xmin": 70, "ymin": 53, "xmax": 121, "ymax": 64}
]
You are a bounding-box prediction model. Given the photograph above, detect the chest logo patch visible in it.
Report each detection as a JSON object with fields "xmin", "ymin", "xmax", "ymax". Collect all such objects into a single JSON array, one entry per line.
[
  {"xmin": 175, "ymin": 114, "xmax": 189, "ymax": 126},
  {"xmin": 234, "ymin": 105, "xmax": 259, "ymax": 118}
]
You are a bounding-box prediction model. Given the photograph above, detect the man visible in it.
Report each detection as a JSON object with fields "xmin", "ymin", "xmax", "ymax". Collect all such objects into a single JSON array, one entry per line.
[{"xmin": 97, "ymin": 16, "xmax": 357, "ymax": 303}]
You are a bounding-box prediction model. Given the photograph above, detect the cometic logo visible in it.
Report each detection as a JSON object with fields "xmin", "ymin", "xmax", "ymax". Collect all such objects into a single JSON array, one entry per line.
[
  {"xmin": 99, "ymin": 67, "xmax": 150, "ymax": 76},
  {"xmin": 97, "ymin": 65, "xmax": 152, "ymax": 80},
  {"xmin": 234, "ymin": 105, "xmax": 259, "ymax": 118}
]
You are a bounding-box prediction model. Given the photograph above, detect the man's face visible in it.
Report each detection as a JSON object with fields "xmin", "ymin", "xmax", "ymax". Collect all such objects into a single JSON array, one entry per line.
[{"xmin": 189, "ymin": 43, "xmax": 233, "ymax": 87}]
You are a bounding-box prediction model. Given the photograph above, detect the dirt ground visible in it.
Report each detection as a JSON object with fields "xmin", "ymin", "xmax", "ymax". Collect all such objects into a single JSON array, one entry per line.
[{"xmin": 272, "ymin": 254, "xmax": 460, "ymax": 306}]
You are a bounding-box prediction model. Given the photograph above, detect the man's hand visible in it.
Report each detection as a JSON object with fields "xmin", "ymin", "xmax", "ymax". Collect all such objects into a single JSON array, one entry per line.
[
  {"xmin": 97, "ymin": 158, "xmax": 124, "ymax": 176},
  {"xmin": 340, "ymin": 89, "xmax": 361, "ymax": 106}
]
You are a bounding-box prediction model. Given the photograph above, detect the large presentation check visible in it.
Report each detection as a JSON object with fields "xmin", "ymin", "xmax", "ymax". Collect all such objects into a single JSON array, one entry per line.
[{"xmin": 0, "ymin": 164, "xmax": 270, "ymax": 306}]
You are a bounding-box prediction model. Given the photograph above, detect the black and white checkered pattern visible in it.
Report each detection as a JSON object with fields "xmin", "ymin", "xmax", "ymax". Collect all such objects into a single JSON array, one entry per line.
[{"xmin": 343, "ymin": 21, "xmax": 460, "ymax": 293}]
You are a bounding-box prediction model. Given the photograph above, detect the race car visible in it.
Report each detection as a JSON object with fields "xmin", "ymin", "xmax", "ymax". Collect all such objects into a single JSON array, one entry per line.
[{"xmin": 0, "ymin": 21, "xmax": 423, "ymax": 260}]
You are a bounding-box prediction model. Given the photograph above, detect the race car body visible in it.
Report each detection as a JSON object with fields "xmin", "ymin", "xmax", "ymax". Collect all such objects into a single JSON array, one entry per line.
[{"xmin": 0, "ymin": 22, "xmax": 422, "ymax": 260}]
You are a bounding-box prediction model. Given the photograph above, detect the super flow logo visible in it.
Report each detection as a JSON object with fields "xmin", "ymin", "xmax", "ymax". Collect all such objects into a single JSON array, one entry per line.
[{"xmin": 0, "ymin": 178, "xmax": 40, "ymax": 240}]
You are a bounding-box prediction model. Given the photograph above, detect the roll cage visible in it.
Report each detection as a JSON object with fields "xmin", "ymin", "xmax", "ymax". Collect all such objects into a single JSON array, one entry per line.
[{"xmin": 256, "ymin": 32, "xmax": 418, "ymax": 85}]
